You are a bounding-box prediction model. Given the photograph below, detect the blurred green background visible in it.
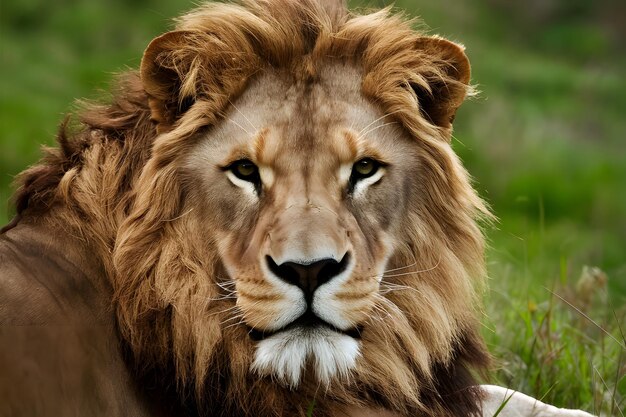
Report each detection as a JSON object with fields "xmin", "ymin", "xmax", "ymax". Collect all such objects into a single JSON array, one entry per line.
[{"xmin": 1, "ymin": 0, "xmax": 624, "ymax": 411}]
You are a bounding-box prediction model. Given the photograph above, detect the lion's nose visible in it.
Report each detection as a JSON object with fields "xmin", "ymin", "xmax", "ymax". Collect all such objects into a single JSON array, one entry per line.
[{"xmin": 266, "ymin": 253, "xmax": 350, "ymax": 302}]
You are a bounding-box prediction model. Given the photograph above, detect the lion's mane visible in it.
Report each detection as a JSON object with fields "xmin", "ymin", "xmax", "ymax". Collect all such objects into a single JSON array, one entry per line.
[{"xmin": 8, "ymin": 1, "xmax": 491, "ymax": 416}]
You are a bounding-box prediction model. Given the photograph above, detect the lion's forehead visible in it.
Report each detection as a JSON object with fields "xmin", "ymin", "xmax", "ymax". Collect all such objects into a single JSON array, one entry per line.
[{"xmin": 210, "ymin": 64, "xmax": 393, "ymax": 163}]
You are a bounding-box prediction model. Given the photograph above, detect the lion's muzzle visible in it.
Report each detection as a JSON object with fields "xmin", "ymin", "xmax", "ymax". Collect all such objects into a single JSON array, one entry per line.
[{"xmin": 241, "ymin": 205, "xmax": 369, "ymax": 388}]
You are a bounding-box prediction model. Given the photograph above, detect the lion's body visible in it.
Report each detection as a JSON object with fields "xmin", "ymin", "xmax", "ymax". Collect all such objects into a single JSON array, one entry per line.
[{"xmin": 1, "ymin": 1, "xmax": 497, "ymax": 416}]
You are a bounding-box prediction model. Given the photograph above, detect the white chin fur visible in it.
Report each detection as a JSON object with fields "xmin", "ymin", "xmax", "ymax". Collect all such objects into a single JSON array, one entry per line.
[{"xmin": 251, "ymin": 326, "xmax": 360, "ymax": 388}]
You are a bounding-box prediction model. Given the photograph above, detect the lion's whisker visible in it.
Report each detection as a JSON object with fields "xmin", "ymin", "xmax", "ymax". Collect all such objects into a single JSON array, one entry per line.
[
  {"xmin": 362, "ymin": 258, "xmax": 441, "ymax": 282},
  {"xmin": 380, "ymin": 284, "xmax": 407, "ymax": 292},
  {"xmin": 363, "ymin": 298, "xmax": 393, "ymax": 326},
  {"xmin": 381, "ymin": 258, "xmax": 442, "ymax": 279},
  {"xmin": 207, "ymin": 295, "xmax": 237, "ymax": 301},
  {"xmin": 210, "ymin": 304, "xmax": 241, "ymax": 318},
  {"xmin": 379, "ymin": 284, "xmax": 423, "ymax": 295},
  {"xmin": 228, "ymin": 99, "xmax": 258, "ymax": 132},
  {"xmin": 356, "ymin": 110, "xmax": 402, "ymax": 137},
  {"xmin": 375, "ymin": 294, "xmax": 404, "ymax": 314},
  {"xmin": 223, "ymin": 303, "xmax": 242, "ymax": 312},
  {"xmin": 381, "ymin": 260, "xmax": 418, "ymax": 274},
  {"xmin": 215, "ymin": 278, "xmax": 235, "ymax": 286},
  {"xmin": 357, "ymin": 121, "xmax": 398, "ymax": 141},
  {"xmin": 215, "ymin": 284, "xmax": 236, "ymax": 292},
  {"xmin": 215, "ymin": 280, "xmax": 237, "ymax": 293},
  {"xmin": 370, "ymin": 301, "xmax": 389, "ymax": 317},
  {"xmin": 220, "ymin": 314, "xmax": 245, "ymax": 326},
  {"xmin": 220, "ymin": 298, "xmax": 270, "ymax": 328},
  {"xmin": 224, "ymin": 115, "xmax": 252, "ymax": 136},
  {"xmin": 222, "ymin": 319, "xmax": 247, "ymax": 331}
]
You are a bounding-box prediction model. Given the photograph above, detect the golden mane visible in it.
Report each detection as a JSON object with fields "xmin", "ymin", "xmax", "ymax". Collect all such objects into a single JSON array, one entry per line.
[
  {"xmin": 4, "ymin": 76, "xmax": 154, "ymax": 258},
  {"xmin": 6, "ymin": 1, "xmax": 491, "ymax": 416}
]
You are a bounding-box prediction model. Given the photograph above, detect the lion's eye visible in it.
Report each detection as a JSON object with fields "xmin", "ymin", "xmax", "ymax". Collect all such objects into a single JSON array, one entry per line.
[
  {"xmin": 351, "ymin": 158, "xmax": 380, "ymax": 180},
  {"xmin": 229, "ymin": 159, "xmax": 259, "ymax": 182}
]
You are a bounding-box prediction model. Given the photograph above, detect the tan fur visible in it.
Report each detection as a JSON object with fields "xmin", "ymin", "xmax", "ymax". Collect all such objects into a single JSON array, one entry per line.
[{"xmin": 4, "ymin": 1, "xmax": 492, "ymax": 416}]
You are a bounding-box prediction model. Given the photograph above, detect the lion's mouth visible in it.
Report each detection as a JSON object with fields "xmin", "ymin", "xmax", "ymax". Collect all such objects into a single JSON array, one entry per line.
[{"xmin": 248, "ymin": 310, "xmax": 362, "ymax": 341}]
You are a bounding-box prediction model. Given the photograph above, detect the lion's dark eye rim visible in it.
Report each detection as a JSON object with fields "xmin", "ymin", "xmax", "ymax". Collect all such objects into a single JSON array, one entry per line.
[
  {"xmin": 225, "ymin": 159, "xmax": 261, "ymax": 184},
  {"xmin": 350, "ymin": 158, "xmax": 383, "ymax": 183}
]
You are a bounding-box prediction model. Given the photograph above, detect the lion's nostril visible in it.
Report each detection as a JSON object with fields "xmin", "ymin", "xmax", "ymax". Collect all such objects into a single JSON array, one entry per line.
[
  {"xmin": 266, "ymin": 253, "xmax": 350, "ymax": 301},
  {"xmin": 317, "ymin": 256, "xmax": 349, "ymax": 285},
  {"xmin": 267, "ymin": 258, "xmax": 300, "ymax": 286}
]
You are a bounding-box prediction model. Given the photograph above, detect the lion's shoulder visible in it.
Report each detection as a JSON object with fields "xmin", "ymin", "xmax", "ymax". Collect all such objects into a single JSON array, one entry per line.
[
  {"xmin": 0, "ymin": 223, "xmax": 97, "ymax": 322},
  {"xmin": 0, "ymin": 223, "xmax": 156, "ymax": 417}
]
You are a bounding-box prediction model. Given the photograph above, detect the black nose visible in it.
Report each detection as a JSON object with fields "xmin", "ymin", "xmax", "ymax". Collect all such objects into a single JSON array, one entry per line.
[{"xmin": 266, "ymin": 253, "xmax": 350, "ymax": 302}]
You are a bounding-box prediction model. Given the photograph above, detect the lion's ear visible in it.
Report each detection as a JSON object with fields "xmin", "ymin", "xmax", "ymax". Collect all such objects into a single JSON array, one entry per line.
[
  {"xmin": 140, "ymin": 31, "xmax": 200, "ymax": 132},
  {"xmin": 412, "ymin": 37, "xmax": 472, "ymax": 128}
]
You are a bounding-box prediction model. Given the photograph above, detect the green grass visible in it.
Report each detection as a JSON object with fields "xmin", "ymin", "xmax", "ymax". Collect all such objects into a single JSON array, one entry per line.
[
  {"xmin": 2, "ymin": 0, "xmax": 624, "ymax": 413},
  {"xmin": 484, "ymin": 224, "xmax": 625, "ymax": 414}
]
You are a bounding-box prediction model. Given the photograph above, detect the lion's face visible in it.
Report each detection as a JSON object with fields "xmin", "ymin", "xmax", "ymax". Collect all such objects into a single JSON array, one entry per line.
[{"xmin": 183, "ymin": 65, "xmax": 416, "ymax": 386}]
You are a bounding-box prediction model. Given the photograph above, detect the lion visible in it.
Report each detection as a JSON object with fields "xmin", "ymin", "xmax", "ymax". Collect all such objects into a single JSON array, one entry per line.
[{"xmin": 0, "ymin": 1, "xmax": 596, "ymax": 417}]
